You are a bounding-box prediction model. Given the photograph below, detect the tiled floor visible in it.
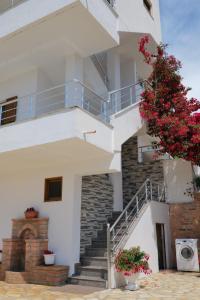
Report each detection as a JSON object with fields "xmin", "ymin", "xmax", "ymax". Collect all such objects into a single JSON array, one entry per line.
[{"xmin": 0, "ymin": 271, "xmax": 200, "ymax": 299}]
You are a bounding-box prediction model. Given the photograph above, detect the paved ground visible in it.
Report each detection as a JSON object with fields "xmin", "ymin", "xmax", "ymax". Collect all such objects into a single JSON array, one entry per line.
[{"xmin": 0, "ymin": 272, "xmax": 200, "ymax": 299}]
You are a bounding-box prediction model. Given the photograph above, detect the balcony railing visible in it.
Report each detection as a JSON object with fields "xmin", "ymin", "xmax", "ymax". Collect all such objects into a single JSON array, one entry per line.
[
  {"xmin": 107, "ymin": 81, "xmax": 144, "ymax": 115},
  {"xmin": 0, "ymin": 79, "xmax": 108, "ymax": 126},
  {"xmin": 0, "ymin": 80, "xmax": 145, "ymax": 127},
  {"xmin": 0, "ymin": 0, "xmax": 27, "ymax": 14}
]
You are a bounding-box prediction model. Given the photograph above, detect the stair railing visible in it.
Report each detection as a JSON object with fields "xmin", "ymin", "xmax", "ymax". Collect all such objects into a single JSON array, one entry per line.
[
  {"xmin": 91, "ymin": 53, "xmax": 109, "ymax": 88},
  {"xmin": 107, "ymin": 80, "xmax": 153, "ymax": 117},
  {"xmin": 107, "ymin": 178, "xmax": 165, "ymax": 288}
]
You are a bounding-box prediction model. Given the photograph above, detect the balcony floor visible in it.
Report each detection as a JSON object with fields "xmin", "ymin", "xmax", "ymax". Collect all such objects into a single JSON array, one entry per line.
[{"xmin": 0, "ymin": 107, "xmax": 117, "ymax": 175}]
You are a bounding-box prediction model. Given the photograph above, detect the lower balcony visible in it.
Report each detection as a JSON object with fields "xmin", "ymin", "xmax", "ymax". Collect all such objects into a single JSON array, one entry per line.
[
  {"xmin": 0, "ymin": 79, "xmax": 108, "ymax": 126},
  {"xmin": 0, "ymin": 81, "xmax": 117, "ymax": 173},
  {"xmin": 0, "ymin": 105, "xmax": 117, "ymax": 175}
]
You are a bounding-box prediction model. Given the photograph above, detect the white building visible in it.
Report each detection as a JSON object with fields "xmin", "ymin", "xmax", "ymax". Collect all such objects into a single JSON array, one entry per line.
[{"xmin": 0, "ymin": 0, "xmax": 196, "ymax": 288}]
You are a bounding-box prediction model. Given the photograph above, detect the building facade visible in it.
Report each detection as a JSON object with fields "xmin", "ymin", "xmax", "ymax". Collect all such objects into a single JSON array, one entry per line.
[{"xmin": 0, "ymin": 0, "xmax": 196, "ymax": 288}]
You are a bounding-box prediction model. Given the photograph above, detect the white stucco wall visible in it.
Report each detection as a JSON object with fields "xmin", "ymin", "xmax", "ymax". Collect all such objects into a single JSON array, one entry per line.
[
  {"xmin": 111, "ymin": 102, "xmax": 143, "ymax": 151},
  {"xmin": 0, "ymin": 68, "xmax": 59, "ymax": 121},
  {"xmin": 112, "ymin": 201, "xmax": 171, "ymax": 288},
  {"xmin": 83, "ymin": 57, "xmax": 107, "ymax": 97},
  {"xmin": 116, "ymin": 0, "xmax": 161, "ymax": 44},
  {"xmin": 0, "ymin": 108, "xmax": 113, "ymax": 155},
  {"xmin": 124, "ymin": 202, "xmax": 171, "ymax": 271},
  {"xmin": 0, "ymin": 164, "xmax": 82, "ymax": 275},
  {"xmin": 163, "ymin": 160, "xmax": 194, "ymax": 203},
  {"xmin": 0, "ymin": 69, "xmax": 37, "ymax": 101},
  {"xmin": 110, "ymin": 173, "xmax": 123, "ymax": 211}
]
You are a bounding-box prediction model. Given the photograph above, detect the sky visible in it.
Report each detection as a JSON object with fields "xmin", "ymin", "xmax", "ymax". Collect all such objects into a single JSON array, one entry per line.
[{"xmin": 159, "ymin": 0, "xmax": 200, "ymax": 99}]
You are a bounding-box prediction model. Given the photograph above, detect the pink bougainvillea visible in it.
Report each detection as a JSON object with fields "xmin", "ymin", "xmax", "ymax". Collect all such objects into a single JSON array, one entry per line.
[{"xmin": 138, "ymin": 36, "xmax": 200, "ymax": 166}]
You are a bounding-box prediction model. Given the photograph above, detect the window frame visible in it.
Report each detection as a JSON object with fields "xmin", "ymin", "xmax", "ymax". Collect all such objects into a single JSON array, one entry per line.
[
  {"xmin": 0, "ymin": 96, "xmax": 18, "ymax": 126},
  {"xmin": 44, "ymin": 177, "xmax": 63, "ymax": 202}
]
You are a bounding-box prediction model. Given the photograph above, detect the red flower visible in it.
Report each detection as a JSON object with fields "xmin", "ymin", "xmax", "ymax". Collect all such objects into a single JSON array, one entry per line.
[{"xmin": 138, "ymin": 35, "xmax": 200, "ymax": 166}]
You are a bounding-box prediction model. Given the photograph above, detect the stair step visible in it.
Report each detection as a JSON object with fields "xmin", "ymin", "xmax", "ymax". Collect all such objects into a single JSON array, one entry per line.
[
  {"xmin": 81, "ymin": 256, "xmax": 107, "ymax": 268},
  {"xmin": 85, "ymin": 247, "xmax": 107, "ymax": 257},
  {"xmin": 70, "ymin": 275, "xmax": 106, "ymax": 288},
  {"xmin": 91, "ymin": 240, "xmax": 107, "ymax": 247},
  {"xmin": 77, "ymin": 265, "xmax": 107, "ymax": 279}
]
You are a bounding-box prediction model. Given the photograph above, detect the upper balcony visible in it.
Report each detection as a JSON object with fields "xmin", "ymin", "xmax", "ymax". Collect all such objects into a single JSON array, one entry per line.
[{"xmin": 0, "ymin": 0, "xmax": 119, "ymax": 60}]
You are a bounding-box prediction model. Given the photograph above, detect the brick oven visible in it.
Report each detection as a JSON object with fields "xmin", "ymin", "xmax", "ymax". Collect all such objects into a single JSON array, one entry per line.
[{"xmin": 0, "ymin": 218, "xmax": 69, "ymax": 285}]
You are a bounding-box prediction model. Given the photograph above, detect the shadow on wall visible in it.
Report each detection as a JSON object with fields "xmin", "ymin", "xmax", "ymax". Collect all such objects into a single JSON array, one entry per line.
[
  {"xmin": 163, "ymin": 159, "xmax": 194, "ymax": 203},
  {"xmin": 122, "ymin": 136, "xmax": 164, "ymax": 207}
]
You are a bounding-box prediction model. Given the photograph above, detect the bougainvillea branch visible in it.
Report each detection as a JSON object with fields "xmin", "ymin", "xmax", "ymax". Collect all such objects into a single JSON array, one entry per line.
[{"xmin": 138, "ymin": 36, "xmax": 200, "ymax": 166}]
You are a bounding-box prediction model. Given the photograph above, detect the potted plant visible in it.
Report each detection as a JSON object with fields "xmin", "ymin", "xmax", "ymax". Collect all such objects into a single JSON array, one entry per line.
[
  {"xmin": 24, "ymin": 207, "xmax": 39, "ymax": 219},
  {"xmin": 44, "ymin": 250, "xmax": 56, "ymax": 265},
  {"xmin": 0, "ymin": 250, "xmax": 2, "ymax": 263},
  {"xmin": 114, "ymin": 247, "xmax": 151, "ymax": 291}
]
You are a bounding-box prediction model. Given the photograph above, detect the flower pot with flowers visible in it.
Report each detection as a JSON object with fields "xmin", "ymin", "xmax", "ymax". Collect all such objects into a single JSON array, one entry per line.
[
  {"xmin": 44, "ymin": 250, "xmax": 56, "ymax": 265},
  {"xmin": 114, "ymin": 247, "xmax": 151, "ymax": 291},
  {"xmin": 24, "ymin": 207, "xmax": 39, "ymax": 219}
]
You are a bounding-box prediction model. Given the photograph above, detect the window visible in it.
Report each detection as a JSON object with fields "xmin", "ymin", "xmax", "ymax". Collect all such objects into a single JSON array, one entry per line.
[
  {"xmin": 1, "ymin": 96, "xmax": 18, "ymax": 125},
  {"xmin": 44, "ymin": 177, "xmax": 63, "ymax": 202},
  {"xmin": 143, "ymin": 0, "xmax": 152, "ymax": 14}
]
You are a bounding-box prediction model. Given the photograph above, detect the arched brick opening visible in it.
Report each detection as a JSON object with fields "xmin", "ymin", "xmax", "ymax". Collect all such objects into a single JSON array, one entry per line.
[{"xmin": 18, "ymin": 224, "xmax": 38, "ymax": 239}]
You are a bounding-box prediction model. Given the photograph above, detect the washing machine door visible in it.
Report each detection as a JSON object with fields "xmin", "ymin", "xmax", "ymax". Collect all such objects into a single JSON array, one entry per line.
[{"xmin": 180, "ymin": 245, "xmax": 194, "ymax": 260}]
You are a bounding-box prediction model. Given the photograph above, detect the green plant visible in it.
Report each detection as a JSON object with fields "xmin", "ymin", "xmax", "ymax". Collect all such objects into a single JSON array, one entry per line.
[{"xmin": 114, "ymin": 247, "xmax": 151, "ymax": 276}]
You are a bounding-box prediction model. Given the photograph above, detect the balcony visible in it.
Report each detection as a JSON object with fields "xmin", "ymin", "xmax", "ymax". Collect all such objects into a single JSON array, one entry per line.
[
  {"xmin": 0, "ymin": 0, "xmax": 119, "ymax": 58},
  {"xmin": 0, "ymin": 80, "xmax": 116, "ymax": 172},
  {"xmin": 0, "ymin": 80, "xmax": 144, "ymax": 173},
  {"xmin": 0, "ymin": 79, "xmax": 108, "ymax": 126},
  {"xmin": 0, "ymin": 80, "xmax": 144, "ymax": 127},
  {"xmin": 0, "ymin": 0, "xmax": 115, "ymax": 15}
]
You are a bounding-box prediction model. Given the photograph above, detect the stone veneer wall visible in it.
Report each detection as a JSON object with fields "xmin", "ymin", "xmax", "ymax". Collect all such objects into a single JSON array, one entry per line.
[
  {"xmin": 80, "ymin": 174, "xmax": 113, "ymax": 255},
  {"xmin": 122, "ymin": 136, "xmax": 164, "ymax": 207},
  {"xmin": 170, "ymin": 193, "xmax": 200, "ymax": 267}
]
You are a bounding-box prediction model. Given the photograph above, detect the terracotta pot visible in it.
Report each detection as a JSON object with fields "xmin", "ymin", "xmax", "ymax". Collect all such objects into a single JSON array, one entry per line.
[
  {"xmin": 124, "ymin": 273, "xmax": 140, "ymax": 291},
  {"xmin": 25, "ymin": 210, "xmax": 38, "ymax": 219}
]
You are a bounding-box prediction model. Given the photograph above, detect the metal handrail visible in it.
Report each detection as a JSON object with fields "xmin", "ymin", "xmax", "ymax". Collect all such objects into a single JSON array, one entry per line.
[
  {"xmin": 106, "ymin": 80, "xmax": 150, "ymax": 116},
  {"xmin": 107, "ymin": 178, "xmax": 165, "ymax": 288},
  {"xmin": 110, "ymin": 179, "xmax": 150, "ymax": 232},
  {"xmin": 0, "ymin": 79, "xmax": 105, "ymax": 106},
  {"xmin": 108, "ymin": 80, "xmax": 151, "ymax": 99},
  {"xmin": 0, "ymin": 79, "xmax": 108, "ymax": 125},
  {"xmin": 108, "ymin": 81, "xmax": 143, "ymax": 97}
]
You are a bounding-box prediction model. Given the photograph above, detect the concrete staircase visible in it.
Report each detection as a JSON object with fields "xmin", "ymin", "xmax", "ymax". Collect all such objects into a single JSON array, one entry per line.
[{"xmin": 70, "ymin": 211, "xmax": 121, "ymax": 288}]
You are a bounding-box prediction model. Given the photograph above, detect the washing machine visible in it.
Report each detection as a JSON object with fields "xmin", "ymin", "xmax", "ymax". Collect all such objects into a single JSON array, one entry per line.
[{"xmin": 176, "ymin": 239, "xmax": 199, "ymax": 272}]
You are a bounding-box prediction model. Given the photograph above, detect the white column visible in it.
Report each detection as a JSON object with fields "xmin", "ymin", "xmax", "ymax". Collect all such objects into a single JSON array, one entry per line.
[
  {"xmin": 107, "ymin": 49, "xmax": 121, "ymax": 90},
  {"xmin": 107, "ymin": 49, "xmax": 121, "ymax": 113},
  {"xmin": 110, "ymin": 173, "xmax": 123, "ymax": 211},
  {"xmin": 70, "ymin": 175, "xmax": 82, "ymax": 272},
  {"xmin": 62, "ymin": 174, "xmax": 82, "ymax": 274},
  {"xmin": 65, "ymin": 54, "xmax": 84, "ymax": 107}
]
